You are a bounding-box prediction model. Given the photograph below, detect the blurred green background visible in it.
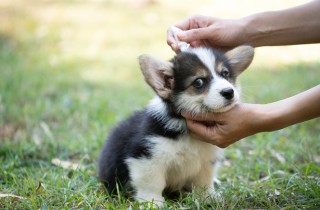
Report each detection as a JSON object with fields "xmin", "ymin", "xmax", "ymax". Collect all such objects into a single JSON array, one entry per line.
[{"xmin": 1, "ymin": 0, "xmax": 319, "ymax": 209}]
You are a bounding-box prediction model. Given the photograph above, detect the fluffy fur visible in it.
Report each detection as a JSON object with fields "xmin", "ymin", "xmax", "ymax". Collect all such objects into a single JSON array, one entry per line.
[{"xmin": 98, "ymin": 46, "xmax": 254, "ymax": 206}]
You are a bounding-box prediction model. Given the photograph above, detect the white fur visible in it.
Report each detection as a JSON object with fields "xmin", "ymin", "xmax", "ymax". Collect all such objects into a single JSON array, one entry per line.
[
  {"xmin": 174, "ymin": 47, "xmax": 240, "ymax": 113},
  {"xmin": 187, "ymin": 48, "xmax": 216, "ymax": 74},
  {"xmin": 204, "ymin": 76, "xmax": 239, "ymax": 112},
  {"xmin": 175, "ymin": 77, "xmax": 239, "ymax": 114},
  {"xmin": 126, "ymin": 134, "xmax": 223, "ymax": 204},
  {"xmin": 175, "ymin": 93, "xmax": 206, "ymax": 114},
  {"xmin": 147, "ymin": 96, "xmax": 186, "ymax": 131},
  {"xmin": 125, "ymin": 97, "xmax": 224, "ymax": 205}
]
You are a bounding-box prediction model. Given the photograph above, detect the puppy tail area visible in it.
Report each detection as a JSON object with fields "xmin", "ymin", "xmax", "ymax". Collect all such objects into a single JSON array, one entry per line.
[{"xmin": 98, "ymin": 176, "xmax": 135, "ymax": 199}]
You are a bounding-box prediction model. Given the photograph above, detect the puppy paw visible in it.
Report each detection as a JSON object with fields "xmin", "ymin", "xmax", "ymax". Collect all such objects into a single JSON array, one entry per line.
[
  {"xmin": 207, "ymin": 189, "xmax": 224, "ymax": 203},
  {"xmin": 136, "ymin": 199, "xmax": 165, "ymax": 209},
  {"xmin": 136, "ymin": 194, "xmax": 165, "ymax": 208},
  {"xmin": 213, "ymin": 178, "xmax": 221, "ymax": 185}
]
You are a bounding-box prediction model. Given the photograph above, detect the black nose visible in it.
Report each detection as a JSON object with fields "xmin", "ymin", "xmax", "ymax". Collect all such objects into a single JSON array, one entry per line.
[{"xmin": 220, "ymin": 88, "xmax": 234, "ymax": 100}]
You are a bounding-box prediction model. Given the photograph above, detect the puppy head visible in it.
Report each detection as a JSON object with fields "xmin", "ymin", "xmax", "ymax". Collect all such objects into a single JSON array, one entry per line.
[{"xmin": 139, "ymin": 46, "xmax": 254, "ymax": 114}]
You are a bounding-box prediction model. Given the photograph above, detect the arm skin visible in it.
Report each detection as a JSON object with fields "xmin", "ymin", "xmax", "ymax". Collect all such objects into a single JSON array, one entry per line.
[
  {"xmin": 182, "ymin": 85, "xmax": 320, "ymax": 148},
  {"xmin": 167, "ymin": 0, "xmax": 320, "ymax": 51}
]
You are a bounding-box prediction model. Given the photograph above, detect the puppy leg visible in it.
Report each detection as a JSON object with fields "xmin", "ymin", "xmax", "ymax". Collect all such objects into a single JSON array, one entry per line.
[
  {"xmin": 191, "ymin": 163, "xmax": 222, "ymax": 202},
  {"xmin": 192, "ymin": 165, "xmax": 214, "ymax": 195},
  {"xmin": 212, "ymin": 160, "xmax": 222, "ymax": 185},
  {"xmin": 126, "ymin": 158, "xmax": 166, "ymax": 206},
  {"xmin": 207, "ymin": 163, "xmax": 223, "ymax": 202}
]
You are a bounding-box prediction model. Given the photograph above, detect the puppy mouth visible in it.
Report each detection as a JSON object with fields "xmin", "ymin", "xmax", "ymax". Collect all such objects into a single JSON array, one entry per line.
[
  {"xmin": 224, "ymin": 100, "xmax": 234, "ymax": 107},
  {"xmin": 202, "ymin": 100, "xmax": 235, "ymax": 113}
]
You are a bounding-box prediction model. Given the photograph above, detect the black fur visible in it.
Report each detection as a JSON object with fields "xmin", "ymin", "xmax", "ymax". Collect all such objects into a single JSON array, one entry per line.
[
  {"xmin": 172, "ymin": 52, "xmax": 212, "ymax": 93},
  {"xmin": 98, "ymin": 106, "xmax": 184, "ymax": 192}
]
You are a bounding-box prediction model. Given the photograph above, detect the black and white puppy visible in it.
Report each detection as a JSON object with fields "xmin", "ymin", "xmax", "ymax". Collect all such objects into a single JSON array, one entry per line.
[{"xmin": 98, "ymin": 46, "xmax": 254, "ymax": 205}]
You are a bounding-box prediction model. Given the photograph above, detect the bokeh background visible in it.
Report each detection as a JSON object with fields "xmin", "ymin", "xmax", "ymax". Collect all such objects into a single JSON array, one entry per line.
[{"xmin": 1, "ymin": 0, "xmax": 319, "ymax": 209}]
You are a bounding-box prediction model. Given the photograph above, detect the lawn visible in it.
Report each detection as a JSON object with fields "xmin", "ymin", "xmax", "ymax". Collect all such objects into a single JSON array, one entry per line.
[{"xmin": 0, "ymin": 0, "xmax": 319, "ymax": 209}]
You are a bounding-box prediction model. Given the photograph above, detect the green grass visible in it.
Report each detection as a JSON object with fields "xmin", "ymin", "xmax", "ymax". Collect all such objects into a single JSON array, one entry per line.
[{"xmin": 1, "ymin": 0, "xmax": 319, "ymax": 209}]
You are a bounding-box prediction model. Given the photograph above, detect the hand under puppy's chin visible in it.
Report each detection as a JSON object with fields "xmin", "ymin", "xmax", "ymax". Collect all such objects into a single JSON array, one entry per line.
[
  {"xmin": 201, "ymin": 121, "xmax": 217, "ymax": 127},
  {"xmin": 208, "ymin": 102, "xmax": 237, "ymax": 113}
]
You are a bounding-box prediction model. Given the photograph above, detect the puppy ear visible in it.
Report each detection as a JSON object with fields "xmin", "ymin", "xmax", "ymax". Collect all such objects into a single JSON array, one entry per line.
[
  {"xmin": 224, "ymin": 45, "xmax": 254, "ymax": 76},
  {"xmin": 139, "ymin": 55, "xmax": 174, "ymax": 99}
]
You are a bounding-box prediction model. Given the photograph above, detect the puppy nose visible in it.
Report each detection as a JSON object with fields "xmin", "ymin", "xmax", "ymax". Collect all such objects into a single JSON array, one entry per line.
[{"xmin": 220, "ymin": 88, "xmax": 234, "ymax": 100}]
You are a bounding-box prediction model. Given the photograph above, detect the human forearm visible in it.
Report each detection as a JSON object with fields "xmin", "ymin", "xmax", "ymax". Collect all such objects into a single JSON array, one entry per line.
[
  {"xmin": 242, "ymin": 0, "xmax": 320, "ymax": 47},
  {"xmin": 256, "ymin": 85, "xmax": 320, "ymax": 132},
  {"xmin": 182, "ymin": 86, "xmax": 320, "ymax": 148},
  {"xmin": 167, "ymin": 1, "xmax": 320, "ymax": 51}
]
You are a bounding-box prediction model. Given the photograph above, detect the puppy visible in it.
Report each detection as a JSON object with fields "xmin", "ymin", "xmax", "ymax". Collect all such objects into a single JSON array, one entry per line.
[{"xmin": 98, "ymin": 46, "xmax": 254, "ymax": 206}]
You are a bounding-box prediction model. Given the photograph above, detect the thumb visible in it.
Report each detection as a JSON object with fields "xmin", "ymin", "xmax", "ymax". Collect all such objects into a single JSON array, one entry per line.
[
  {"xmin": 185, "ymin": 119, "xmax": 217, "ymax": 144},
  {"xmin": 181, "ymin": 111, "xmax": 218, "ymax": 122},
  {"xmin": 177, "ymin": 28, "xmax": 210, "ymax": 43}
]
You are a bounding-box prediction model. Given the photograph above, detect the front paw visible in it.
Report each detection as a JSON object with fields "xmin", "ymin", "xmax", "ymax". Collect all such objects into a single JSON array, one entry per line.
[
  {"xmin": 206, "ymin": 188, "xmax": 223, "ymax": 203},
  {"xmin": 136, "ymin": 193, "xmax": 165, "ymax": 208},
  {"xmin": 213, "ymin": 177, "xmax": 221, "ymax": 185}
]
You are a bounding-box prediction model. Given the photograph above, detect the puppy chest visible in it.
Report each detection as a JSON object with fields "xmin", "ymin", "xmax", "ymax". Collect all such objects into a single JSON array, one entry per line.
[
  {"xmin": 151, "ymin": 137, "xmax": 219, "ymax": 188},
  {"xmin": 165, "ymin": 151, "xmax": 204, "ymax": 188}
]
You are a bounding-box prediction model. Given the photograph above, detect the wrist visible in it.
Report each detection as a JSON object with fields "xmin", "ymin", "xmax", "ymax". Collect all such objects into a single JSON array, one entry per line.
[
  {"xmin": 241, "ymin": 12, "xmax": 274, "ymax": 47},
  {"xmin": 246, "ymin": 103, "xmax": 281, "ymax": 133},
  {"xmin": 256, "ymin": 102, "xmax": 292, "ymax": 133},
  {"xmin": 237, "ymin": 104, "xmax": 270, "ymax": 135}
]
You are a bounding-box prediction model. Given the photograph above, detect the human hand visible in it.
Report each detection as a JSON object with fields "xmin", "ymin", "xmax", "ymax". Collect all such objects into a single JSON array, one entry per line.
[
  {"xmin": 167, "ymin": 15, "xmax": 248, "ymax": 52},
  {"xmin": 182, "ymin": 85, "xmax": 320, "ymax": 148},
  {"xmin": 182, "ymin": 103, "xmax": 261, "ymax": 148}
]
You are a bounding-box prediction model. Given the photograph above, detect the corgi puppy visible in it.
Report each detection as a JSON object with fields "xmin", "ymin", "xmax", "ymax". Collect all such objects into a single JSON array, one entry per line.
[{"xmin": 98, "ymin": 46, "xmax": 254, "ymax": 206}]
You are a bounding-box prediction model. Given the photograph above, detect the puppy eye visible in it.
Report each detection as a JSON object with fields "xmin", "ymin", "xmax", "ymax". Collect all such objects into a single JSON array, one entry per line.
[
  {"xmin": 193, "ymin": 78, "xmax": 206, "ymax": 89},
  {"xmin": 221, "ymin": 68, "xmax": 230, "ymax": 78}
]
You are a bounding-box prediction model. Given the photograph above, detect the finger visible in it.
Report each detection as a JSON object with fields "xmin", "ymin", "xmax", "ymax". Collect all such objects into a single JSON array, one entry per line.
[
  {"xmin": 186, "ymin": 119, "xmax": 214, "ymax": 140},
  {"xmin": 181, "ymin": 111, "xmax": 216, "ymax": 121},
  {"xmin": 189, "ymin": 40, "xmax": 204, "ymax": 48},
  {"xmin": 186, "ymin": 120, "xmax": 229, "ymax": 147},
  {"xmin": 177, "ymin": 27, "xmax": 211, "ymax": 43},
  {"xmin": 174, "ymin": 16, "xmax": 193, "ymax": 30},
  {"xmin": 218, "ymin": 143, "xmax": 229, "ymax": 149},
  {"xmin": 174, "ymin": 14, "xmax": 208, "ymax": 30},
  {"xmin": 166, "ymin": 28, "xmax": 180, "ymax": 52},
  {"xmin": 170, "ymin": 42, "xmax": 179, "ymax": 53},
  {"xmin": 201, "ymin": 39, "xmax": 222, "ymax": 50}
]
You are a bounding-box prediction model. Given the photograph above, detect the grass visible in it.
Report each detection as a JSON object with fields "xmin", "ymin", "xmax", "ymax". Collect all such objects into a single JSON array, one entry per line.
[{"xmin": 1, "ymin": 0, "xmax": 319, "ymax": 209}]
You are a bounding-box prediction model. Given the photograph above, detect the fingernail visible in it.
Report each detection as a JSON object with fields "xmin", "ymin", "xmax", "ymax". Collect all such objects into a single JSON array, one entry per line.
[
  {"xmin": 177, "ymin": 32, "xmax": 185, "ymax": 40},
  {"xmin": 170, "ymin": 44, "xmax": 178, "ymax": 52}
]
